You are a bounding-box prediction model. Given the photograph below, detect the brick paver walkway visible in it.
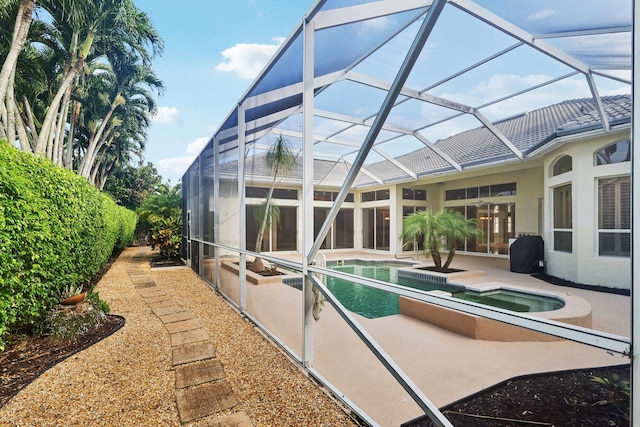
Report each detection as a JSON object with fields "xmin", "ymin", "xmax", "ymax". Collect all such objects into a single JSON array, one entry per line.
[{"xmin": 126, "ymin": 248, "xmax": 252, "ymax": 427}]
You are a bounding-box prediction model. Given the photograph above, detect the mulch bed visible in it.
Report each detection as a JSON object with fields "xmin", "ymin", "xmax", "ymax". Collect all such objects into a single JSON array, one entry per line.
[
  {"xmin": 0, "ymin": 249, "xmax": 126, "ymax": 408},
  {"xmin": 403, "ymin": 364, "xmax": 630, "ymax": 427},
  {"xmin": 0, "ymin": 315, "xmax": 125, "ymax": 407}
]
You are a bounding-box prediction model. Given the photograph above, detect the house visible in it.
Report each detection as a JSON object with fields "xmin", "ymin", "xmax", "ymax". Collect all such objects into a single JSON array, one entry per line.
[{"xmin": 183, "ymin": 95, "xmax": 631, "ymax": 290}]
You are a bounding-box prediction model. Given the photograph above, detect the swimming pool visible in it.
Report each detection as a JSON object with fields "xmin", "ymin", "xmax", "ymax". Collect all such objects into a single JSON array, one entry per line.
[{"xmin": 325, "ymin": 260, "xmax": 564, "ymax": 319}]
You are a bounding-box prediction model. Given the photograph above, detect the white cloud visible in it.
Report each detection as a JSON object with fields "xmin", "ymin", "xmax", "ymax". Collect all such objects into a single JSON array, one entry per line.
[
  {"xmin": 420, "ymin": 74, "xmax": 596, "ymax": 141},
  {"xmin": 157, "ymin": 137, "xmax": 210, "ymax": 179},
  {"xmin": 526, "ymin": 8, "xmax": 555, "ymax": 21},
  {"xmin": 215, "ymin": 38, "xmax": 285, "ymax": 79},
  {"xmin": 186, "ymin": 137, "xmax": 209, "ymax": 155},
  {"xmin": 152, "ymin": 106, "xmax": 180, "ymax": 125},
  {"xmin": 158, "ymin": 157, "xmax": 194, "ymax": 176}
]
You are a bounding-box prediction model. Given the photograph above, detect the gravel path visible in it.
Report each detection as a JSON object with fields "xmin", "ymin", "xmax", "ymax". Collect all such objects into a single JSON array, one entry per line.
[{"xmin": 0, "ymin": 247, "xmax": 358, "ymax": 427}]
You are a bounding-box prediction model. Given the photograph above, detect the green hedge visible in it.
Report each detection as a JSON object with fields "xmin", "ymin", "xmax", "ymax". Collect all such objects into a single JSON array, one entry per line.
[{"xmin": 0, "ymin": 143, "xmax": 136, "ymax": 349}]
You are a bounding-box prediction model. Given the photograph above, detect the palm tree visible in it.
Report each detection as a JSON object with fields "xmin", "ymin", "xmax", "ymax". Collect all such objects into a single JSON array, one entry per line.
[
  {"xmin": 251, "ymin": 135, "xmax": 295, "ymax": 273},
  {"xmin": 1, "ymin": 0, "xmax": 164, "ymax": 188},
  {"xmin": 137, "ymin": 184, "xmax": 182, "ymax": 259},
  {"xmin": 0, "ymin": 0, "xmax": 35, "ymax": 113},
  {"xmin": 35, "ymin": 0, "xmax": 163, "ymax": 156},
  {"xmin": 401, "ymin": 209, "xmax": 482, "ymax": 272}
]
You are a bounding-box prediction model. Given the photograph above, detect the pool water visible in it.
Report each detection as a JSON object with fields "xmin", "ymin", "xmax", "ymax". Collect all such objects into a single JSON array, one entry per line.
[{"xmin": 326, "ymin": 262, "xmax": 564, "ymax": 319}]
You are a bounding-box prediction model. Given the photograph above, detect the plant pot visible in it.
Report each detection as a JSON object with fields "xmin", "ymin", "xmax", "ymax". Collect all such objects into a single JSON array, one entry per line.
[{"xmin": 60, "ymin": 292, "xmax": 86, "ymax": 305}]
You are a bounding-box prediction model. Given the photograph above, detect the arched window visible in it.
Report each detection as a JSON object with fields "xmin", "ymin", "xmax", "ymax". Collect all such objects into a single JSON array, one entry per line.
[
  {"xmin": 552, "ymin": 155, "xmax": 572, "ymax": 176},
  {"xmin": 595, "ymin": 139, "xmax": 631, "ymax": 165}
]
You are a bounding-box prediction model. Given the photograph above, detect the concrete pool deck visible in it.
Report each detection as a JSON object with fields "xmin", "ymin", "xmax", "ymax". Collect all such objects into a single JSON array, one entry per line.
[{"xmin": 217, "ymin": 251, "xmax": 630, "ymax": 426}]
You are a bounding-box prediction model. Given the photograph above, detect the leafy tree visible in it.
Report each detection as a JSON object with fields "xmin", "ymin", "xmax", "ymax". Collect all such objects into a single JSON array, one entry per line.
[
  {"xmin": 102, "ymin": 161, "xmax": 163, "ymax": 210},
  {"xmin": 137, "ymin": 183, "xmax": 182, "ymax": 259},
  {"xmin": 401, "ymin": 209, "xmax": 482, "ymax": 272},
  {"xmin": 251, "ymin": 135, "xmax": 295, "ymax": 273}
]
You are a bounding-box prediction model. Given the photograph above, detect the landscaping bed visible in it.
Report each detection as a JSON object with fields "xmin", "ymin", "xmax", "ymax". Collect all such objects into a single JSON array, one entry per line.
[
  {"xmin": 403, "ymin": 364, "xmax": 630, "ymax": 427},
  {"xmin": 0, "ymin": 315, "xmax": 124, "ymax": 407}
]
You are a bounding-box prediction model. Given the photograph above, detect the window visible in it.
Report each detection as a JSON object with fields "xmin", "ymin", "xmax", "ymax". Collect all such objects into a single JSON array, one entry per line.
[
  {"xmin": 445, "ymin": 183, "xmax": 516, "ymax": 201},
  {"xmin": 314, "ymin": 208, "xmax": 354, "ymax": 250},
  {"xmin": 450, "ymin": 204, "xmax": 514, "ymax": 254},
  {"xmin": 552, "ymin": 155, "xmax": 572, "ymax": 176},
  {"xmin": 363, "ymin": 207, "xmax": 390, "ymax": 250},
  {"xmin": 246, "ymin": 205, "xmax": 297, "ymax": 252},
  {"xmin": 553, "ymin": 184, "xmax": 572, "ymax": 252},
  {"xmin": 598, "ymin": 176, "xmax": 630, "ymax": 257},
  {"xmin": 314, "ymin": 191, "xmax": 354, "ymax": 202},
  {"xmin": 445, "ymin": 188, "xmax": 466, "ymax": 200},
  {"xmin": 361, "ymin": 189, "xmax": 390, "ymax": 202},
  {"xmin": 595, "ymin": 140, "xmax": 630, "ymax": 165},
  {"xmin": 246, "ymin": 186, "xmax": 298, "ymax": 200},
  {"xmin": 402, "ymin": 206, "xmax": 425, "ymax": 251},
  {"xmin": 402, "ymin": 188, "xmax": 427, "ymax": 200}
]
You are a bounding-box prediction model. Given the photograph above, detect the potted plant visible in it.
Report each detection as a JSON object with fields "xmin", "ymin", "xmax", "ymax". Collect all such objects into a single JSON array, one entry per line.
[{"xmin": 59, "ymin": 284, "xmax": 86, "ymax": 305}]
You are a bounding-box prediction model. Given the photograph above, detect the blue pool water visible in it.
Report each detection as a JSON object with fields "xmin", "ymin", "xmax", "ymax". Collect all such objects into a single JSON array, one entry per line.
[{"xmin": 326, "ymin": 261, "xmax": 564, "ymax": 319}]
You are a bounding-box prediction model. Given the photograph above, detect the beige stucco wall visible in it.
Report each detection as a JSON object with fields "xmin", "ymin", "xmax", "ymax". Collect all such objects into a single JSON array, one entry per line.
[{"xmin": 543, "ymin": 131, "xmax": 631, "ymax": 289}]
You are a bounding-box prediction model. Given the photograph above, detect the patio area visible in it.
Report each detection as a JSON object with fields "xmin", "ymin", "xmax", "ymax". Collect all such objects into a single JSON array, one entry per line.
[{"xmin": 219, "ymin": 250, "xmax": 630, "ymax": 425}]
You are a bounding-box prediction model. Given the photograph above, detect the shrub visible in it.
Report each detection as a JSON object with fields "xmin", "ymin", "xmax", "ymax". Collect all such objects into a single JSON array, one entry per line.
[{"xmin": 0, "ymin": 143, "xmax": 136, "ymax": 349}]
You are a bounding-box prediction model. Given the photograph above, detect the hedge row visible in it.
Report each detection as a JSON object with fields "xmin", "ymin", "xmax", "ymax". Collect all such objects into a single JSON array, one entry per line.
[{"xmin": 0, "ymin": 143, "xmax": 136, "ymax": 349}]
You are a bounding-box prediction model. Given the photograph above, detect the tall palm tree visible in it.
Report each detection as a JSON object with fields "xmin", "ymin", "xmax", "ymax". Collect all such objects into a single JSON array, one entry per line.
[
  {"xmin": 34, "ymin": 0, "xmax": 163, "ymax": 156},
  {"xmin": 251, "ymin": 135, "xmax": 295, "ymax": 273},
  {"xmin": 1, "ymin": 0, "xmax": 164, "ymax": 189},
  {"xmin": 78, "ymin": 50, "xmax": 163, "ymax": 178},
  {"xmin": 0, "ymin": 0, "xmax": 35, "ymax": 113},
  {"xmin": 401, "ymin": 209, "xmax": 482, "ymax": 272}
]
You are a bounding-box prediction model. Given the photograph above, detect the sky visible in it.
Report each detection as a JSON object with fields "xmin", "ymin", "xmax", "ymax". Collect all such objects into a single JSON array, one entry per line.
[
  {"xmin": 134, "ymin": 0, "xmax": 316, "ymax": 184},
  {"xmin": 134, "ymin": 1, "xmax": 631, "ymax": 185}
]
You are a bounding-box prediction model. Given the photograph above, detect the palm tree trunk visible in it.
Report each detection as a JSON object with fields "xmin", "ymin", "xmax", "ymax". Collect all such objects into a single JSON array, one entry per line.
[
  {"xmin": 53, "ymin": 86, "xmax": 72, "ymax": 166},
  {"xmin": 0, "ymin": 0, "xmax": 35, "ymax": 114},
  {"xmin": 5, "ymin": 68, "xmax": 16, "ymax": 147},
  {"xmin": 22, "ymin": 96, "xmax": 38, "ymax": 149},
  {"xmin": 79, "ymin": 96, "xmax": 121, "ymax": 177},
  {"xmin": 14, "ymin": 106, "xmax": 31, "ymax": 151},
  {"xmin": 442, "ymin": 245, "xmax": 456, "ymax": 270},
  {"xmin": 35, "ymin": 32, "xmax": 94, "ymax": 155},
  {"xmin": 64, "ymin": 100, "xmax": 80, "ymax": 169}
]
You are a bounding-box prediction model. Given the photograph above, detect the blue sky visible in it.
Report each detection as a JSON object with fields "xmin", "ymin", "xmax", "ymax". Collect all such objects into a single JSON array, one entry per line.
[
  {"xmin": 135, "ymin": 1, "xmax": 631, "ymax": 184},
  {"xmin": 135, "ymin": 0, "xmax": 316, "ymax": 184}
]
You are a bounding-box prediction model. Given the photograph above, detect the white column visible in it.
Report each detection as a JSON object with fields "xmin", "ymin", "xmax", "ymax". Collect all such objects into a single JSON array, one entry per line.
[
  {"xmin": 238, "ymin": 102, "xmax": 247, "ymax": 311},
  {"xmin": 214, "ymin": 135, "xmax": 221, "ymax": 290},
  {"xmin": 631, "ymin": 1, "xmax": 639, "ymax": 422},
  {"xmin": 302, "ymin": 17, "xmax": 315, "ymax": 366}
]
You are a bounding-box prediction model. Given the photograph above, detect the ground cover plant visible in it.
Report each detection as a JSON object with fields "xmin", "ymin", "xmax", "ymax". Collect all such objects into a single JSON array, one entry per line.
[{"xmin": 0, "ymin": 143, "xmax": 136, "ymax": 350}]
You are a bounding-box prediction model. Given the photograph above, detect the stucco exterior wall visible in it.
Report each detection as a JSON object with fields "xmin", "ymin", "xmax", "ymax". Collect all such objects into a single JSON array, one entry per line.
[{"xmin": 543, "ymin": 131, "xmax": 631, "ymax": 289}]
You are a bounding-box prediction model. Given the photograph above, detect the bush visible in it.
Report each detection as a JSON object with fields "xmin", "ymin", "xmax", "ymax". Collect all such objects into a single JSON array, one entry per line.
[{"xmin": 0, "ymin": 143, "xmax": 136, "ymax": 349}]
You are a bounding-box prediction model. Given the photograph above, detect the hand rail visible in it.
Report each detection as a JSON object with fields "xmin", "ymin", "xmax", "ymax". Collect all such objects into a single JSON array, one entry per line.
[{"xmin": 395, "ymin": 240, "xmax": 419, "ymax": 261}]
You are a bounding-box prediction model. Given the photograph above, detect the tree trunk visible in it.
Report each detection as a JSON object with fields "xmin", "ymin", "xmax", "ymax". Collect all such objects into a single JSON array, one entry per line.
[
  {"xmin": 442, "ymin": 245, "xmax": 456, "ymax": 270},
  {"xmin": 5, "ymin": 68, "xmax": 16, "ymax": 147},
  {"xmin": 22, "ymin": 96, "xmax": 38, "ymax": 149},
  {"xmin": 64, "ymin": 100, "xmax": 80, "ymax": 169},
  {"xmin": 53, "ymin": 86, "xmax": 72, "ymax": 166},
  {"xmin": 79, "ymin": 95, "xmax": 121, "ymax": 177},
  {"xmin": 35, "ymin": 32, "xmax": 93, "ymax": 155},
  {"xmin": 14, "ymin": 106, "xmax": 31, "ymax": 152},
  {"xmin": 0, "ymin": 0, "xmax": 35, "ymax": 113},
  {"xmin": 252, "ymin": 174, "xmax": 277, "ymax": 273},
  {"xmin": 431, "ymin": 247, "xmax": 442, "ymax": 271}
]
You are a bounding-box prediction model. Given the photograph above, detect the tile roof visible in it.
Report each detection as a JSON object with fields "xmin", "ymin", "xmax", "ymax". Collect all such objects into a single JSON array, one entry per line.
[{"xmin": 222, "ymin": 95, "xmax": 631, "ymax": 188}]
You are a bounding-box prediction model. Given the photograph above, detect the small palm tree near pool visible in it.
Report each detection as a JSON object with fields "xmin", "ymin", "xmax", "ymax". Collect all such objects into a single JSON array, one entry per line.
[{"xmin": 401, "ymin": 209, "xmax": 483, "ymax": 272}]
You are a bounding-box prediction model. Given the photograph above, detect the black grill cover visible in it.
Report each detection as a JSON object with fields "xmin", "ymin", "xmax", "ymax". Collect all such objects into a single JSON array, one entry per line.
[{"xmin": 509, "ymin": 235, "xmax": 544, "ymax": 273}]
